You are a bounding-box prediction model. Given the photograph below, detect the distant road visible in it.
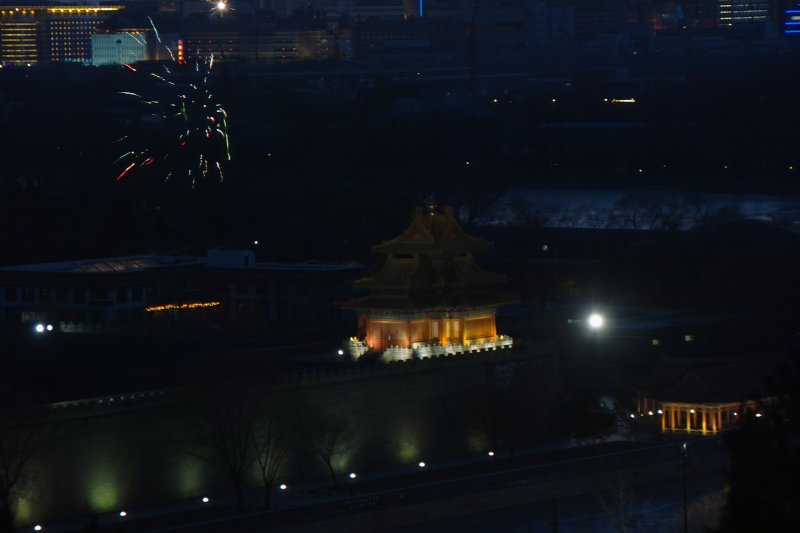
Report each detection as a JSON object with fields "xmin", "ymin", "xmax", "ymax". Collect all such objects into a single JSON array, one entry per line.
[
  {"xmin": 135, "ymin": 439, "xmax": 725, "ymax": 533},
  {"xmin": 395, "ymin": 471, "xmax": 725, "ymax": 533}
]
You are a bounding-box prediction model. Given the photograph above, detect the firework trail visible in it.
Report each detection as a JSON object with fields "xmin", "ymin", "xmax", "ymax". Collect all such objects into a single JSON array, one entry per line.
[
  {"xmin": 148, "ymin": 15, "xmax": 175, "ymax": 62},
  {"xmin": 114, "ymin": 21, "xmax": 231, "ymax": 190}
]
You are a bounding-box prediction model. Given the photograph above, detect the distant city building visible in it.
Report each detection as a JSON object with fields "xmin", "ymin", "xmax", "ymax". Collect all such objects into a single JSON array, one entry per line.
[
  {"xmin": 91, "ymin": 29, "xmax": 150, "ymax": 66},
  {"xmin": 348, "ymin": 0, "xmax": 406, "ymax": 23},
  {"xmin": 0, "ymin": 4, "xmax": 124, "ymax": 65},
  {"xmin": 574, "ymin": 0, "xmax": 626, "ymax": 40},
  {"xmin": 0, "ymin": 250, "xmax": 361, "ymax": 334},
  {"xmin": 343, "ymin": 202, "xmax": 516, "ymax": 362},
  {"xmin": 718, "ymin": 0, "xmax": 769, "ymax": 25},
  {"xmin": 182, "ymin": 27, "xmax": 353, "ymax": 62},
  {"xmin": 783, "ymin": 1, "xmax": 800, "ymax": 34}
]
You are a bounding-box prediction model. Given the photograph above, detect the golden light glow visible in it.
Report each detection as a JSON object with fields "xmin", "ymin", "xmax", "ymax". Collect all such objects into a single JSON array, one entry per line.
[
  {"xmin": 145, "ymin": 301, "xmax": 220, "ymax": 312},
  {"xmin": 610, "ymin": 98, "xmax": 636, "ymax": 104},
  {"xmin": 48, "ymin": 7, "xmax": 123, "ymax": 14},
  {"xmin": 0, "ymin": 7, "xmax": 123, "ymax": 15}
]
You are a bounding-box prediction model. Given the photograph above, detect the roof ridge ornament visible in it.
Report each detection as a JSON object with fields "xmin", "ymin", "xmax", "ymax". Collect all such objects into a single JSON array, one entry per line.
[{"xmin": 426, "ymin": 195, "xmax": 437, "ymax": 216}]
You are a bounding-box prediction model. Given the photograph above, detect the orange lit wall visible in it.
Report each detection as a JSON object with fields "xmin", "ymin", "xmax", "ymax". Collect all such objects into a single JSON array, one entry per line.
[
  {"xmin": 409, "ymin": 319, "xmax": 429, "ymax": 344},
  {"xmin": 464, "ymin": 315, "xmax": 496, "ymax": 341},
  {"xmin": 367, "ymin": 319, "xmax": 410, "ymax": 351},
  {"xmin": 362, "ymin": 312, "xmax": 498, "ymax": 351}
]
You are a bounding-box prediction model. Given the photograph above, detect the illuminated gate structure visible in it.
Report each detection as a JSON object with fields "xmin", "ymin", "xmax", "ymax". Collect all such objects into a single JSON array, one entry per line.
[
  {"xmin": 636, "ymin": 358, "xmax": 771, "ymax": 435},
  {"xmin": 344, "ymin": 202, "xmax": 516, "ymax": 362}
]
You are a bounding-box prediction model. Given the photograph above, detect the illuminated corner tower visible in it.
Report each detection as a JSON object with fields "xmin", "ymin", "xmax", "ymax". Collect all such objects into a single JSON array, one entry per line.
[{"xmin": 343, "ymin": 201, "xmax": 516, "ymax": 362}]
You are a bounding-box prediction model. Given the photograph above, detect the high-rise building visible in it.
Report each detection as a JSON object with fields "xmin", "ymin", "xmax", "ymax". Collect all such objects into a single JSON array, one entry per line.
[
  {"xmin": 0, "ymin": 10, "xmax": 38, "ymax": 64},
  {"xmin": 718, "ymin": 0, "xmax": 769, "ymax": 25},
  {"xmin": 92, "ymin": 30, "xmax": 150, "ymax": 66},
  {"xmin": 181, "ymin": 27, "xmax": 353, "ymax": 63},
  {"xmin": 682, "ymin": 0, "xmax": 720, "ymax": 28},
  {"xmin": 0, "ymin": 5, "xmax": 124, "ymax": 65},
  {"xmin": 783, "ymin": 1, "xmax": 800, "ymax": 34}
]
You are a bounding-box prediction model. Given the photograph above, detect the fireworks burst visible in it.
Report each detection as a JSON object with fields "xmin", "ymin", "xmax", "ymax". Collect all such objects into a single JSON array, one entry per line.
[{"xmin": 114, "ymin": 25, "xmax": 231, "ymax": 191}]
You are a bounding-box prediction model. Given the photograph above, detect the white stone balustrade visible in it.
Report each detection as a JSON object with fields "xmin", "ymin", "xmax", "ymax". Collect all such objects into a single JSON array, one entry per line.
[{"xmin": 344, "ymin": 336, "xmax": 513, "ymax": 361}]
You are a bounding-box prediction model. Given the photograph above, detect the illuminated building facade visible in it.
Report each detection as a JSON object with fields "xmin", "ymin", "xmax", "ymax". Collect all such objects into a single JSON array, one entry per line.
[
  {"xmin": 0, "ymin": 250, "xmax": 360, "ymax": 333},
  {"xmin": 0, "ymin": 11, "xmax": 38, "ymax": 64},
  {"xmin": 91, "ymin": 30, "xmax": 150, "ymax": 66},
  {"xmin": 0, "ymin": 5, "xmax": 123, "ymax": 65},
  {"xmin": 784, "ymin": 1, "xmax": 800, "ymax": 34},
  {"xmin": 682, "ymin": 0, "xmax": 720, "ymax": 28},
  {"xmin": 181, "ymin": 28, "xmax": 353, "ymax": 63},
  {"xmin": 718, "ymin": 0, "xmax": 769, "ymax": 25},
  {"xmin": 344, "ymin": 202, "xmax": 516, "ymax": 362},
  {"xmin": 637, "ymin": 358, "xmax": 770, "ymax": 435}
]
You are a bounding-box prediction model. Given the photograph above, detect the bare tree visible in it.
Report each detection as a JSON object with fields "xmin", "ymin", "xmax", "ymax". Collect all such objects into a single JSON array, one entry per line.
[
  {"xmin": 683, "ymin": 195, "xmax": 741, "ymax": 229},
  {"xmin": 679, "ymin": 490, "xmax": 724, "ymax": 533},
  {"xmin": 611, "ymin": 193, "xmax": 686, "ymax": 231},
  {"xmin": 0, "ymin": 387, "xmax": 47, "ymax": 533},
  {"xmin": 186, "ymin": 386, "xmax": 260, "ymax": 512},
  {"xmin": 307, "ymin": 412, "xmax": 352, "ymax": 493},
  {"xmin": 599, "ymin": 477, "xmax": 654, "ymax": 533},
  {"xmin": 250, "ymin": 393, "xmax": 300, "ymax": 510},
  {"xmin": 185, "ymin": 383, "xmax": 301, "ymax": 511},
  {"xmin": 505, "ymin": 197, "xmax": 548, "ymax": 227},
  {"xmin": 561, "ymin": 392, "xmax": 617, "ymax": 447}
]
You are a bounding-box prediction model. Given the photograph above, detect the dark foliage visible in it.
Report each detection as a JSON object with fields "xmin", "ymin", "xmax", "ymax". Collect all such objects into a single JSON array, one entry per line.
[
  {"xmin": 717, "ymin": 354, "xmax": 800, "ymax": 532},
  {"xmin": 561, "ymin": 392, "xmax": 617, "ymax": 446}
]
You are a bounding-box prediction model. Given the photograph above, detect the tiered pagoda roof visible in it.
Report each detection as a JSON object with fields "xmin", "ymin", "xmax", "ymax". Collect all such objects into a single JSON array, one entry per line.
[{"xmin": 345, "ymin": 204, "xmax": 517, "ymax": 312}]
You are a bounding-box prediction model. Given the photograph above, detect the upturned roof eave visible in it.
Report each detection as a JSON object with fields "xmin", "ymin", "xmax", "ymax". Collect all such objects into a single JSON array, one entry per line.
[{"xmin": 372, "ymin": 238, "xmax": 494, "ymax": 254}]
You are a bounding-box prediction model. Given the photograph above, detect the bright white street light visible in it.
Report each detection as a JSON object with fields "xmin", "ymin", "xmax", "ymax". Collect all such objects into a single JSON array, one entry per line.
[
  {"xmin": 46, "ymin": 324, "xmax": 53, "ymax": 331},
  {"xmin": 487, "ymin": 451, "xmax": 495, "ymax": 457},
  {"xmin": 418, "ymin": 461, "xmax": 426, "ymax": 468},
  {"xmin": 34, "ymin": 526, "xmax": 42, "ymax": 532},
  {"xmin": 210, "ymin": 0, "xmax": 233, "ymax": 17},
  {"xmin": 119, "ymin": 511, "xmax": 127, "ymax": 517},
  {"xmin": 279, "ymin": 484, "xmax": 287, "ymax": 490},
  {"xmin": 349, "ymin": 472, "xmax": 357, "ymax": 479},
  {"xmin": 587, "ymin": 313, "xmax": 605, "ymax": 329},
  {"xmin": 202, "ymin": 497, "xmax": 210, "ymax": 503}
]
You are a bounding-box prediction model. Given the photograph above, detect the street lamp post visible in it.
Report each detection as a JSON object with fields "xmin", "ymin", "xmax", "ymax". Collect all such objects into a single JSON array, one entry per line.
[
  {"xmin": 551, "ymin": 496, "xmax": 558, "ymax": 532},
  {"xmin": 587, "ymin": 312, "xmax": 605, "ymax": 330},
  {"xmin": 681, "ymin": 442, "xmax": 689, "ymax": 533}
]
